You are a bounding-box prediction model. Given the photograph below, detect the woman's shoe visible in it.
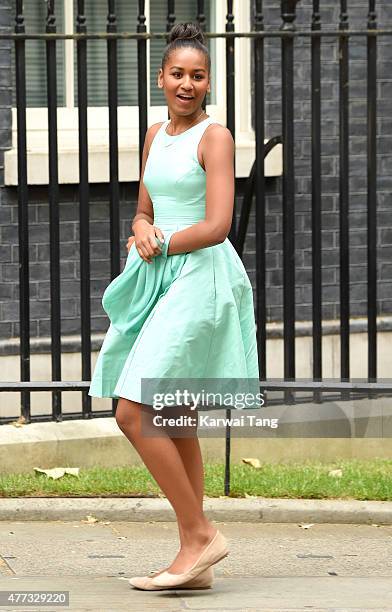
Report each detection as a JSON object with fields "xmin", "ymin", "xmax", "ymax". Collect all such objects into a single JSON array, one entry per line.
[
  {"xmin": 129, "ymin": 565, "xmax": 214, "ymax": 590},
  {"xmin": 151, "ymin": 529, "xmax": 228, "ymax": 588}
]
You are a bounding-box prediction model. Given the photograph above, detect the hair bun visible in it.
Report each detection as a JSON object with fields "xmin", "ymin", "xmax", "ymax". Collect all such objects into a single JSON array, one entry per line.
[{"xmin": 168, "ymin": 22, "xmax": 205, "ymax": 46}]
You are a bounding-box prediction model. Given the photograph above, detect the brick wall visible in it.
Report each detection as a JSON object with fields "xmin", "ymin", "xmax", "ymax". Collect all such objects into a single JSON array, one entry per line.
[{"xmin": 0, "ymin": 0, "xmax": 391, "ymax": 341}]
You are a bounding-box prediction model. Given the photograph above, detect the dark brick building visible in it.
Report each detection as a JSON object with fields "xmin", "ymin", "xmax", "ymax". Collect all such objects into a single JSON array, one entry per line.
[{"xmin": 0, "ymin": 0, "xmax": 391, "ymax": 350}]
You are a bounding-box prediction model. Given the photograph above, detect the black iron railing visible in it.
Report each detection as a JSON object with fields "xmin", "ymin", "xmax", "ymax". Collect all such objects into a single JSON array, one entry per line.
[{"xmin": 1, "ymin": 1, "xmax": 391, "ymax": 494}]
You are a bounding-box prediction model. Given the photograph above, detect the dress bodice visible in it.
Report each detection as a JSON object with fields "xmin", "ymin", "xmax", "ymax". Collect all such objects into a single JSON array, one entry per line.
[{"xmin": 142, "ymin": 116, "xmax": 216, "ymax": 227}]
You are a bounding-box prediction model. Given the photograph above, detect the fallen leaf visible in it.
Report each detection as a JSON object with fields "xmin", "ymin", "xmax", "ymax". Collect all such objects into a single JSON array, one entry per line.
[
  {"xmin": 328, "ymin": 469, "xmax": 343, "ymax": 478},
  {"xmin": 34, "ymin": 467, "xmax": 80, "ymax": 480},
  {"xmin": 10, "ymin": 416, "xmax": 26, "ymax": 427},
  {"xmin": 82, "ymin": 515, "xmax": 99, "ymax": 524},
  {"xmin": 242, "ymin": 457, "xmax": 261, "ymax": 469}
]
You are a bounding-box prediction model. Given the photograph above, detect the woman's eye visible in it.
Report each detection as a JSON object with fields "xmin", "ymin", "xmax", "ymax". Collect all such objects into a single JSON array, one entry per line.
[{"xmin": 172, "ymin": 73, "xmax": 203, "ymax": 79}]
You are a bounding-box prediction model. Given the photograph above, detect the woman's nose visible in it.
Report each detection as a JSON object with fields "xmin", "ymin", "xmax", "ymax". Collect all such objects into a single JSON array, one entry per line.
[{"xmin": 181, "ymin": 76, "xmax": 192, "ymax": 87}]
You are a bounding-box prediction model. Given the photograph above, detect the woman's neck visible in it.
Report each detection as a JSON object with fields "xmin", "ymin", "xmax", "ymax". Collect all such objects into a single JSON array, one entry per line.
[{"xmin": 167, "ymin": 109, "xmax": 206, "ymax": 134}]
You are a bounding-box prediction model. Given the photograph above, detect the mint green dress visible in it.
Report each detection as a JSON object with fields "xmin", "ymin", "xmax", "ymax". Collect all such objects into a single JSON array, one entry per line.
[{"xmin": 88, "ymin": 116, "xmax": 260, "ymax": 410}]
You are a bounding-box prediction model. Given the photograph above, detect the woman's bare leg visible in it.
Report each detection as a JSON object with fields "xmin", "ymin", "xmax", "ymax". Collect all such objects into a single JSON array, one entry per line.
[
  {"xmin": 171, "ymin": 413, "xmax": 205, "ymax": 543},
  {"xmin": 172, "ymin": 436, "xmax": 204, "ymax": 512},
  {"xmin": 115, "ymin": 398, "xmax": 216, "ymax": 574}
]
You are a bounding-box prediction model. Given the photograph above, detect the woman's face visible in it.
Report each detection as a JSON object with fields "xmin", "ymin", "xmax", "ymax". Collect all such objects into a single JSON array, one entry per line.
[{"xmin": 158, "ymin": 48, "xmax": 210, "ymax": 116}]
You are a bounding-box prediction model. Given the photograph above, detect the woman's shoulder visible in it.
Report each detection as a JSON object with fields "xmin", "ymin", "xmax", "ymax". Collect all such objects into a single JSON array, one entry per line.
[
  {"xmin": 200, "ymin": 121, "xmax": 234, "ymax": 171},
  {"xmin": 204, "ymin": 121, "xmax": 234, "ymax": 150},
  {"xmin": 146, "ymin": 121, "xmax": 166, "ymax": 139},
  {"xmin": 145, "ymin": 121, "xmax": 166, "ymax": 151},
  {"xmin": 148, "ymin": 121, "xmax": 166, "ymax": 135}
]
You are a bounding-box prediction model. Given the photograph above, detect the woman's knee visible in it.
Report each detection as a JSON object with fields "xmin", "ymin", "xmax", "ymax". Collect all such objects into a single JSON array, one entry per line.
[
  {"xmin": 115, "ymin": 398, "xmax": 139, "ymax": 435},
  {"xmin": 115, "ymin": 399, "xmax": 155, "ymax": 438}
]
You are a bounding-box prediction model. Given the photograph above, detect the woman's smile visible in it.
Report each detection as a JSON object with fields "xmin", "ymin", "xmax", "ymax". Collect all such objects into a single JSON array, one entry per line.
[{"xmin": 176, "ymin": 94, "xmax": 195, "ymax": 105}]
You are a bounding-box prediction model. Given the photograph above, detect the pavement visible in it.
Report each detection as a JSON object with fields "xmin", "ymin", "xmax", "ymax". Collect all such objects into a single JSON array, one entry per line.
[{"xmin": 0, "ymin": 498, "xmax": 392, "ymax": 611}]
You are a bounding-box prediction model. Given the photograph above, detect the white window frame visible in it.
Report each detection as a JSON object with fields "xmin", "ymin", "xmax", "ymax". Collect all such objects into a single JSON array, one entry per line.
[{"xmin": 4, "ymin": 0, "xmax": 282, "ymax": 185}]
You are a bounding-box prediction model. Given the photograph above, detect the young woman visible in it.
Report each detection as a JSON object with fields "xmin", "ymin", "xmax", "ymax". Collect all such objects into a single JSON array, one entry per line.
[{"xmin": 89, "ymin": 22, "xmax": 259, "ymax": 591}]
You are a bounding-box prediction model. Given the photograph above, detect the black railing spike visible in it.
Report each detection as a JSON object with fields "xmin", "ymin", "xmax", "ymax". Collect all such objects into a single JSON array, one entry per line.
[
  {"xmin": 254, "ymin": 0, "xmax": 264, "ymax": 29},
  {"xmin": 137, "ymin": 0, "xmax": 148, "ymax": 171},
  {"xmin": 46, "ymin": 0, "xmax": 56, "ymax": 29},
  {"xmin": 312, "ymin": 1, "xmax": 320, "ymax": 26},
  {"xmin": 368, "ymin": 0, "xmax": 377, "ymax": 26},
  {"xmin": 281, "ymin": 0, "xmax": 301, "ymax": 27},
  {"xmin": 14, "ymin": 0, "xmax": 31, "ymax": 420},
  {"xmin": 15, "ymin": 0, "xmax": 24, "ymax": 31},
  {"xmin": 280, "ymin": 0, "xmax": 299, "ymax": 403},
  {"xmin": 197, "ymin": 0, "xmax": 206, "ymax": 30},
  {"xmin": 339, "ymin": 0, "xmax": 349, "ymax": 28},
  {"xmin": 226, "ymin": 0, "xmax": 233, "ymax": 25},
  {"xmin": 107, "ymin": 1, "xmax": 116, "ymax": 29},
  {"xmin": 138, "ymin": 0, "xmax": 146, "ymax": 28},
  {"xmin": 76, "ymin": 1, "xmax": 86, "ymax": 31},
  {"xmin": 167, "ymin": 0, "xmax": 176, "ymax": 37}
]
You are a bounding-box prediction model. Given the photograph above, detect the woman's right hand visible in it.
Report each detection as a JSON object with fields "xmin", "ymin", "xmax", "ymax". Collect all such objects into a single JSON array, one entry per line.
[{"xmin": 132, "ymin": 219, "xmax": 165, "ymax": 264}]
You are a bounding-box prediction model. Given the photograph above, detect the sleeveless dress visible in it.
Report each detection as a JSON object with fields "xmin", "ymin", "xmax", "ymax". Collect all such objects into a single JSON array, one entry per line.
[{"xmin": 88, "ymin": 116, "xmax": 260, "ymax": 410}]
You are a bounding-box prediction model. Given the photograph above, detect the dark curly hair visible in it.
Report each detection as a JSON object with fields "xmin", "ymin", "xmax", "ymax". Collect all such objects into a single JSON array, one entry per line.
[{"xmin": 161, "ymin": 22, "xmax": 211, "ymax": 75}]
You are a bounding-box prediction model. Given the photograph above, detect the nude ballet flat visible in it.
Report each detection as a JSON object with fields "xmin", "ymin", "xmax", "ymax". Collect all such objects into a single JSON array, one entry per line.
[
  {"xmin": 129, "ymin": 565, "xmax": 214, "ymax": 590},
  {"xmin": 151, "ymin": 529, "xmax": 229, "ymax": 588}
]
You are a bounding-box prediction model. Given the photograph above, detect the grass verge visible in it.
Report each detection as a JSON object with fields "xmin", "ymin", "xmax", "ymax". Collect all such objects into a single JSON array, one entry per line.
[{"xmin": 0, "ymin": 459, "xmax": 391, "ymax": 500}]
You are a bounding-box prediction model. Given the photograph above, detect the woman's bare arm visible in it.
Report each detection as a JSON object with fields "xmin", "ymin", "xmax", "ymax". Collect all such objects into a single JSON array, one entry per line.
[
  {"xmin": 131, "ymin": 123, "xmax": 162, "ymax": 232},
  {"xmin": 166, "ymin": 125, "xmax": 234, "ymax": 256},
  {"xmin": 129, "ymin": 123, "xmax": 167, "ymax": 261}
]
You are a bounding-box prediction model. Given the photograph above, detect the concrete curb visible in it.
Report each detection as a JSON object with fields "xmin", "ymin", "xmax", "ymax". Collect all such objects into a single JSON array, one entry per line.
[{"xmin": 1, "ymin": 496, "xmax": 391, "ymax": 524}]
